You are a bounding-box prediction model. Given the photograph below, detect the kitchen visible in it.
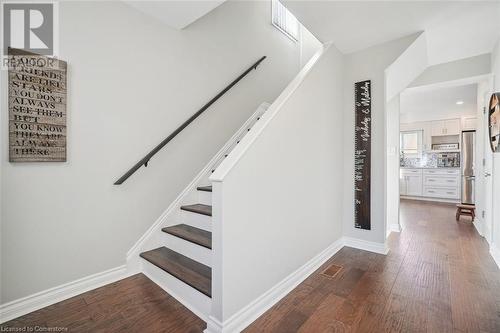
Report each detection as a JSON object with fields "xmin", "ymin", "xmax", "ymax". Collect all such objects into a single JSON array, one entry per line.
[{"xmin": 399, "ymin": 83, "xmax": 477, "ymax": 213}]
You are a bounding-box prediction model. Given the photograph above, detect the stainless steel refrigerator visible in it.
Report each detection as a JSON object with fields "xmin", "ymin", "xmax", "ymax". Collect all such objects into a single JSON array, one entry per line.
[{"xmin": 461, "ymin": 131, "xmax": 476, "ymax": 204}]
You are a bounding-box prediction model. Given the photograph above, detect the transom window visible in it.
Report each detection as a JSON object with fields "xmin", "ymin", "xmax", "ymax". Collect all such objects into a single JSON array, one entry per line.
[{"xmin": 272, "ymin": 0, "xmax": 299, "ymax": 42}]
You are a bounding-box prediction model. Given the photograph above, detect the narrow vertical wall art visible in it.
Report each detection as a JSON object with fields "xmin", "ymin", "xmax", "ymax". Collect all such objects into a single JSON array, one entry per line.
[
  {"xmin": 354, "ymin": 80, "xmax": 371, "ymax": 230},
  {"xmin": 8, "ymin": 47, "xmax": 67, "ymax": 162}
]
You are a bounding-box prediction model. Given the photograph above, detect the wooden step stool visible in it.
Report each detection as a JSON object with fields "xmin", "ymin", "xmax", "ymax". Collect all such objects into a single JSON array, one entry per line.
[{"xmin": 456, "ymin": 204, "xmax": 475, "ymax": 222}]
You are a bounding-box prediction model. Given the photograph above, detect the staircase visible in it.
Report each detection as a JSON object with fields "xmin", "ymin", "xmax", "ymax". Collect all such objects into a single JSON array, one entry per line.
[
  {"xmin": 128, "ymin": 103, "xmax": 270, "ymax": 320},
  {"xmin": 140, "ymin": 187, "xmax": 213, "ymax": 298}
]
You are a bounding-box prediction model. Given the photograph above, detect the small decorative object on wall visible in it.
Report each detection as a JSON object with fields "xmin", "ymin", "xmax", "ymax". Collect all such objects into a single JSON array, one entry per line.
[
  {"xmin": 354, "ymin": 80, "xmax": 371, "ymax": 230},
  {"xmin": 8, "ymin": 47, "xmax": 67, "ymax": 162},
  {"xmin": 489, "ymin": 92, "xmax": 500, "ymax": 153}
]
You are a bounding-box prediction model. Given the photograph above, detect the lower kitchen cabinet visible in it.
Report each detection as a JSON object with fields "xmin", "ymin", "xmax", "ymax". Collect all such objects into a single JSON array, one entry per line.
[
  {"xmin": 400, "ymin": 168, "xmax": 460, "ymax": 201},
  {"xmin": 400, "ymin": 169, "xmax": 423, "ymax": 196},
  {"xmin": 422, "ymin": 168, "xmax": 460, "ymax": 199},
  {"xmin": 423, "ymin": 186, "xmax": 460, "ymax": 199}
]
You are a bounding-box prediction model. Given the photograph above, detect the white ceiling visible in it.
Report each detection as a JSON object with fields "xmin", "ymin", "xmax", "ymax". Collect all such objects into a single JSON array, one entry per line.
[
  {"xmin": 124, "ymin": 1, "xmax": 226, "ymax": 30},
  {"xmin": 283, "ymin": 1, "xmax": 500, "ymax": 64},
  {"xmin": 400, "ymin": 84, "xmax": 477, "ymax": 123}
]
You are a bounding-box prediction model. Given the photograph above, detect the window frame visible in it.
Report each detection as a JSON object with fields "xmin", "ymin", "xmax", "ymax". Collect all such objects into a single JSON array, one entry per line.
[
  {"xmin": 271, "ymin": 0, "xmax": 300, "ymax": 42},
  {"xmin": 400, "ymin": 130, "xmax": 423, "ymax": 157}
]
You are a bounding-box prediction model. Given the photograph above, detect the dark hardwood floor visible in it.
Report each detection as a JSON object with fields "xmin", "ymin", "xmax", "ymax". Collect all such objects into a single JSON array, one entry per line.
[
  {"xmin": 1, "ymin": 274, "xmax": 206, "ymax": 332},
  {"xmin": 245, "ymin": 199, "xmax": 500, "ymax": 332},
  {"xmin": 3, "ymin": 199, "xmax": 499, "ymax": 332}
]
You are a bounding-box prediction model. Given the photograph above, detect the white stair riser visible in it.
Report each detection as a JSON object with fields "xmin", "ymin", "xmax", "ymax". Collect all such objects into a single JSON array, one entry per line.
[
  {"xmin": 198, "ymin": 191, "xmax": 212, "ymax": 205},
  {"xmin": 182, "ymin": 210, "xmax": 212, "ymax": 231},
  {"xmin": 161, "ymin": 232, "xmax": 212, "ymax": 267},
  {"xmin": 142, "ymin": 260, "xmax": 211, "ymax": 321}
]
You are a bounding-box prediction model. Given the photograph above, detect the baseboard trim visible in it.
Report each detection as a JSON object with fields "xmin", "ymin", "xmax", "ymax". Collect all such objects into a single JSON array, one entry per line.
[
  {"xmin": 342, "ymin": 237, "xmax": 389, "ymax": 255},
  {"xmin": 0, "ymin": 265, "xmax": 131, "ymax": 323},
  {"xmin": 389, "ymin": 223, "xmax": 402, "ymax": 233},
  {"xmin": 204, "ymin": 238, "xmax": 344, "ymax": 333},
  {"xmin": 490, "ymin": 243, "xmax": 500, "ymax": 269},
  {"xmin": 472, "ymin": 218, "xmax": 484, "ymax": 237},
  {"xmin": 2, "ymin": 235, "xmax": 389, "ymax": 327}
]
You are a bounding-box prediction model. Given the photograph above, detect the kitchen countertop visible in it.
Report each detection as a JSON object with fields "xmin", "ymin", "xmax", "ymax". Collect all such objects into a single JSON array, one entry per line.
[{"xmin": 400, "ymin": 166, "xmax": 460, "ymax": 169}]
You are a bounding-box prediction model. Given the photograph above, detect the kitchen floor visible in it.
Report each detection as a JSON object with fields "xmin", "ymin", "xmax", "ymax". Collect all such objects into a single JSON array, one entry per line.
[{"xmin": 3, "ymin": 200, "xmax": 499, "ymax": 332}]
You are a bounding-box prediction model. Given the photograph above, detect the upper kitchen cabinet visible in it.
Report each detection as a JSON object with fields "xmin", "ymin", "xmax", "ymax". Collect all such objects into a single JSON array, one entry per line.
[
  {"xmin": 462, "ymin": 117, "xmax": 477, "ymax": 130},
  {"xmin": 430, "ymin": 119, "xmax": 461, "ymax": 136},
  {"xmin": 445, "ymin": 119, "xmax": 461, "ymax": 135}
]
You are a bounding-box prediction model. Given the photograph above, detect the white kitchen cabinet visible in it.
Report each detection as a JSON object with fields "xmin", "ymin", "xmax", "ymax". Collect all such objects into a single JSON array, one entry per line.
[
  {"xmin": 406, "ymin": 174, "xmax": 423, "ymax": 196},
  {"xmin": 423, "ymin": 187, "xmax": 460, "ymax": 199},
  {"xmin": 431, "ymin": 121, "xmax": 444, "ymax": 136},
  {"xmin": 400, "ymin": 175, "xmax": 406, "ymax": 194},
  {"xmin": 422, "ymin": 122, "xmax": 432, "ymax": 151},
  {"xmin": 422, "ymin": 169, "xmax": 460, "ymax": 200},
  {"xmin": 424, "ymin": 174, "xmax": 460, "ymax": 187},
  {"xmin": 402, "ymin": 119, "xmax": 461, "ymax": 149},
  {"xmin": 401, "ymin": 168, "xmax": 460, "ymax": 201},
  {"xmin": 445, "ymin": 119, "xmax": 461, "ymax": 135},
  {"xmin": 462, "ymin": 117, "xmax": 477, "ymax": 130},
  {"xmin": 400, "ymin": 169, "xmax": 423, "ymax": 196},
  {"xmin": 423, "ymin": 168, "xmax": 460, "ymax": 176},
  {"xmin": 430, "ymin": 119, "xmax": 461, "ymax": 136}
]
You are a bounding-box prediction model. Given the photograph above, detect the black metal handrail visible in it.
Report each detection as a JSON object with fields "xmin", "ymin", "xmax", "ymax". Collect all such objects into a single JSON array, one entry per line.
[{"xmin": 114, "ymin": 56, "xmax": 267, "ymax": 185}]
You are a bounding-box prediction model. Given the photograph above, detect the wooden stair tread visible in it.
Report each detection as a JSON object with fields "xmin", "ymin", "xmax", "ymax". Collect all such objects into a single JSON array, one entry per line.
[
  {"xmin": 140, "ymin": 247, "xmax": 211, "ymax": 297},
  {"xmin": 457, "ymin": 203, "xmax": 475, "ymax": 209},
  {"xmin": 181, "ymin": 204, "xmax": 212, "ymax": 216},
  {"xmin": 162, "ymin": 224, "xmax": 212, "ymax": 249},
  {"xmin": 197, "ymin": 186, "xmax": 212, "ymax": 192}
]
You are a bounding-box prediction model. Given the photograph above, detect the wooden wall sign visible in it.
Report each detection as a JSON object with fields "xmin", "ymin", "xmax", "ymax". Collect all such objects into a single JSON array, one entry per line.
[
  {"xmin": 8, "ymin": 47, "xmax": 67, "ymax": 162},
  {"xmin": 354, "ymin": 80, "xmax": 371, "ymax": 230}
]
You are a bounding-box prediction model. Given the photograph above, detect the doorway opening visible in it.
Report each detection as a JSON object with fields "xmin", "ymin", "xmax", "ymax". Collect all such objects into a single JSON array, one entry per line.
[{"xmin": 386, "ymin": 74, "xmax": 494, "ymax": 241}]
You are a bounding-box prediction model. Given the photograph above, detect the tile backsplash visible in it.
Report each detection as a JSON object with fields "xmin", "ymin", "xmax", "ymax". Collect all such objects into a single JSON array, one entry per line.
[{"xmin": 400, "ymin": 152, "xmax": 438, "ymax": 168}]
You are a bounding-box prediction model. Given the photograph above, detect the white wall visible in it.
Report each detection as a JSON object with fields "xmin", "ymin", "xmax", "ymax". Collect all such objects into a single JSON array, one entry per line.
[
  {"xmin": 0, "ymin": 0, "xmax": 305, "ymax": 304},
  {"xmin": 343, "ymin": 34, "xmax": 418, "ymax": 245},
  {"xmin": 400, "ymin": 84, "xmax": 478, "ymax": 123},
  {"xmin": 124, "ymin": 1, "xmax": 226, "ymax": 30},
  {"xmin": 410, "ymin": 53, "xmax": 491, "ymax": 88},
  {"xmin": 475, "ymin": 79, "xmax": 492, "ymax": 241},
  {"xmin": 300, "ymin": 26, "xmax": 322, "ymax": 68},
  {"xmin": 491, "ymin": 38, "xmax": 500, "ymax": 253},
  {"xmin": 210, "ymin": 44, "xmax": 344, "ymax": 324},
  {"xmin": 383, "ymin": 33, "xmax": 428, "ymax": 237},
  {"xmin": 386, "ymin": 96, "xmax": 400, "ymax": 234},
  {"xmin": 385, "ymin": 33, "xmax": 428, "ymax": 101}
]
